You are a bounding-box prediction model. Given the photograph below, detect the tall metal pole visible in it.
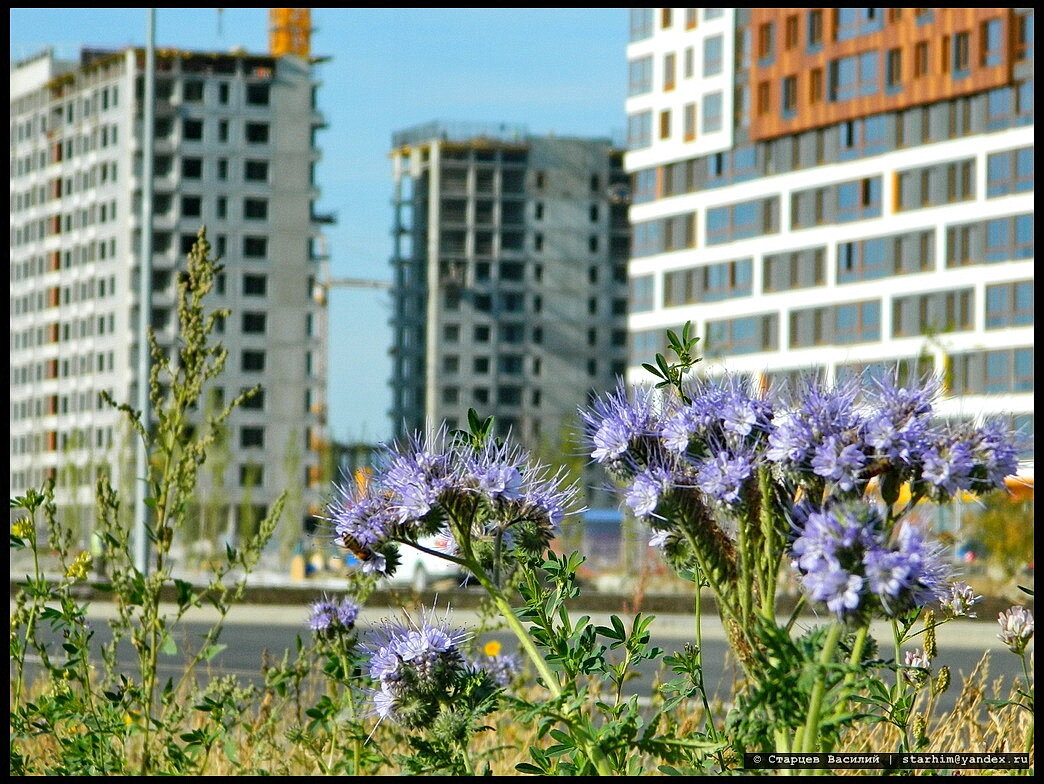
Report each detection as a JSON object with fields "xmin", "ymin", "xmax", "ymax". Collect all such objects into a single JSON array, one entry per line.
[{"xmin": 134, "ymin": 9, "xmax": 156, "ymax": 575}]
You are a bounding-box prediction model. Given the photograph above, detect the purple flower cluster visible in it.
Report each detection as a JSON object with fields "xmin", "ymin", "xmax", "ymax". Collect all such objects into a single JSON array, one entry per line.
[
  {"xmin": 323, "ymin": 426, "xmax": 581, "ymax": 577},
  {"xmin": 365, "ymin": 610, "xmax": 469, "ymax": 727},
  {"xmin": 791, "ymin": 502, "xmax": 951, "ymax": 622},
  {"xmin": 582, "ymin": 376, "xmax": 772, "ymax": 520},
  {"xmin": 309, "ymin": 595, "xmax": 361, "ymax": 637},
  {"xmin": 582, "ymin": 371, "xmax": 1021, "ymax": 528}
]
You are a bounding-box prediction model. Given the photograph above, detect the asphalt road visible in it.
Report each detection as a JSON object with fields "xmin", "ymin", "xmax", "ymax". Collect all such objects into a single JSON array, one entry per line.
[{"xmin": 14, "ymin": 600, "xmax": 1029, "ymax": 717}]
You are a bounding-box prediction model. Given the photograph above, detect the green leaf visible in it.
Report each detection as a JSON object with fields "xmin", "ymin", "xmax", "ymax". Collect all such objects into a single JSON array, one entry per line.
[
  {"xmin": 202, "ymin": 643, "xmax": 227, "ymax": 662},
  {"xmin": 160, "ymin": 633, "xmax": 177, "ymax": 656},
  {"xmin": 642, "ymin": 362, "xmax": 666, "ymax": 380},
  {"xmin": 174, "ymin": 578, "xmax": 195, "ymax": 609}
]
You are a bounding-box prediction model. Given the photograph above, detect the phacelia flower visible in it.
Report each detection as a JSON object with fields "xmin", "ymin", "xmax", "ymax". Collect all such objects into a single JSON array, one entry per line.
[
  {"xmin": 997, "ymin": 606, "xmax": 1034, "ymax": 655},
  {"xmin": 580, "ymin": 386, "xmax": 661, "ymax": 474},
  {"xmin": 309, "ymin": 595, "xmax": 360, "ymax": 637},
  {"xmin": 696, "ymin": 449, "xmax": 754, "ymax": 506},
  {"xmin": 364, "ymin": 608, "xmax": 470, "ymax": 727},
  {"xmin": 791, "ymin": 502, "xmax": 950, "ymax": 623}
]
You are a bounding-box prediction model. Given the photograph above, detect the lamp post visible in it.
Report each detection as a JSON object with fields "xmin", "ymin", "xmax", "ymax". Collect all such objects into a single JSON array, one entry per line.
[{"xmin": 133, "ymin": 8, "xmax": 156, "ymax": 575}]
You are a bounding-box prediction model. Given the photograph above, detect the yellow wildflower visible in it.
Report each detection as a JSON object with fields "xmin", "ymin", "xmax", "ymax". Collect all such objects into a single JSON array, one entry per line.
[
  {"xmin": 483, "ymin": 639, "xmax": 502, "ymax": 657},
  {"xmin": 13, "ymin": 517, "xmax": 33, "ymax": 539}
]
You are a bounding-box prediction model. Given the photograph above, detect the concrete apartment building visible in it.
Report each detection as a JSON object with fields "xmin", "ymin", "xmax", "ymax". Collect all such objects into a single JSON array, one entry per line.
[
  {"xmin": 388, "ymin": 122, "xmax": 632, "ymax": 454},
  {"xmin": 9, "ymin": 45, "xmax": 329, "ymax": 540},
  {"xmin": 623, "ymin": 8, "xmax": 1033, "ymax": 462}
]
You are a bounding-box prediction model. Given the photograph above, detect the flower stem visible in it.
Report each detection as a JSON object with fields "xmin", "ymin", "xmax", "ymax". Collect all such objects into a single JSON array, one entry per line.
[{"xmin": 800, "ymin": 621, "xmax": 843, "ymax": 756}]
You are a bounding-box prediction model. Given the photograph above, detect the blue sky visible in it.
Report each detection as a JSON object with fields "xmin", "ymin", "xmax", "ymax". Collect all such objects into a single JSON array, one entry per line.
[{"xmin": 10, "ymin": 7, "xmax": 629, "ymax": 444}]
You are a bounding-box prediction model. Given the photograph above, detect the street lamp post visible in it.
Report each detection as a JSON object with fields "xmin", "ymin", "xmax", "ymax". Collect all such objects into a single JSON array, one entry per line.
[{"xmin": 133, "ymin": 8, "xmax": 156, "ymax": 575}]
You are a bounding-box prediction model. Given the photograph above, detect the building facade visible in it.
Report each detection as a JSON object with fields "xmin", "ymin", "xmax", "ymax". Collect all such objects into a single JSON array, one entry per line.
[
  {"xmin": 389, "ymin": 122, "xmax": 632, "ymax": 453},
  {"xmin": 9, "ymin": 47, "xmax": 329, "ymax": 541},
  {"xmin": 624, "ymin": 8, "xmax": 1033, "ymax": 459}
]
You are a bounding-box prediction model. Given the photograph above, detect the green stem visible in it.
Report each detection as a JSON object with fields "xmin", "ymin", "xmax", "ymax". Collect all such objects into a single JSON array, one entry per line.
[
  {"xmin": 800, "ymin": 621, "xmax": 843, "ymax": 756},
  {"xmin": 693, "ymin": 581, "xmax": 717, "ymax": 737}
]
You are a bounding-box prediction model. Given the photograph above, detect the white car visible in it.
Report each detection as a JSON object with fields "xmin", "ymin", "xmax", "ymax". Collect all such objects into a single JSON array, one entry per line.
[{"xmin": 343, "ymin": 535, "xmax": 463, "ymax": 591}]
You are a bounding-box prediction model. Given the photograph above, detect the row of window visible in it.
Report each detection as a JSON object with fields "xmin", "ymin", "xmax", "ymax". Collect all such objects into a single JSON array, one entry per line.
[
  {"xmin": 11, "ymin": 313, "xmax": 117, "ymax": 353},
  {"xmin": 11, "ymin": 199, "xmax": 119, "ymax": 248},
  {"xmin": 643, "ymin": 284, "xmax": 1032, "ymax": 358},
  {"xmin": 438, "ymin": 166, "xmax": 526, "ymax": 194},
  {"xmin": 629, "ymin": 7, "xmax": 721, "ymax": 42},
  {"xmin": 11, "ymin": 351, "xmax": 117, "ymax": 387},
  {"xmin": 628, "ymin": 36, "xmax": 724, "ymax": 96},
  {"xmin": 10, "ymin": 238, "xmax": 118, "ymax": 283},
  {"xmin": 441, "ymin": 288, "xmax": 628, "ymax": 318},
  {"xmin": 630, "ymin": 82, "xmax": 1033, "ymax": 193},
  {"xmin": 791, "ymin": 176, "xmax": 881, "ymax": 228},
  {"xmin": 633, "ymin": 212, "xmax": 1034, "ymax": 312},
  {"xmin": 174, "ymin": 117, "xmax": 271, "ymax": 145},
  {"xmin": 11, "ymin": 274, "xmax": 118, "ymax": 316}
]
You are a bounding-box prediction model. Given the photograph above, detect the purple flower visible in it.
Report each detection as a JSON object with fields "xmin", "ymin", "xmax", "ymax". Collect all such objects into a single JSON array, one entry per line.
[
  {"xmin": 626, "ymin": 466, "xmax": 672, "ymax": 517},
  {"xmin": 811, "ymin": 437, "xmax": 867, "ymax": 492},
  {"xmin": 791, "ymin": 502, "xmax": 950, "ymax": 622},
  {"xmin": 309, "ymin": 598, "xmax": 338, "ymax": 633},
  {"xmin": 363, "ymin": 608, "xmax": 470, "ymax": 725},
  {"xmin": 696, "ymin": 449, "xmax": 753, "ymax": 505},
  {"xmin": 309, "ymin": 594, "xmax": 360, "ymax": 636},
  {"xmin": 580, "ymin": 386, "xmax": 661, "ymax": 470},
  {"xmin": 920, "ymin": 440, "xmax": 975, "ymax": 498}
]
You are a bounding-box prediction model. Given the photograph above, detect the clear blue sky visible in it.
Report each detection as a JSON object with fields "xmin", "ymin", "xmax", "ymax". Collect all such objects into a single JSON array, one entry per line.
[{"xmin": 10, "ymin": 8, "xmax": 629, "ymax": 444}]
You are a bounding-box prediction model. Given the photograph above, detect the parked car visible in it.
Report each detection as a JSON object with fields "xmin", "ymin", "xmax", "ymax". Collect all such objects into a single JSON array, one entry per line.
[{"xmin": 342, "ymin": 534, "xmax": 463, "ymax": 591}]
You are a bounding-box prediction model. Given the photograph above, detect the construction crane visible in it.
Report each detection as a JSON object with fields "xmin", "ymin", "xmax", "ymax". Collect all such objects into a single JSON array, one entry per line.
[{"xmin": 269, "ymin": 8, "xmax": 312, "ymax": 57}]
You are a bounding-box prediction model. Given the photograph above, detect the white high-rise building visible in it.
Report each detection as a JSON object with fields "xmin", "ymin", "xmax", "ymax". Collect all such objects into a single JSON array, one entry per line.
[
  {"xmin": 10, "ymin": 46, "xmax": 329, "ymax": 543},
  {"xmin": 623, "ymin": 8, "xmax": 1033, "ymax": 465}
]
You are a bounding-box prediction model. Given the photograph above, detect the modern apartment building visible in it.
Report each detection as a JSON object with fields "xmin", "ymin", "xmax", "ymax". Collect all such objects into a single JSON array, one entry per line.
[
  {"xmin": 9, "ymin": 46, "xmax": 329, "ymax": 540},
  {"xmin": 389, "ymin": 122, "xmax": 631, "ymax": 454},
  {"xmin": 624, "ymin": 8, "xmax": 1033, "ymax": 459}
]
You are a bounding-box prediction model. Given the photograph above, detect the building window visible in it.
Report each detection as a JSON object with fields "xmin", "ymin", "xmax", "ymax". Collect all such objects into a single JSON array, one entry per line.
[
  {"xmin": 952, "ymin": 31, "xmax": 971, "ymax": 76},
  {"xmin": 473, "ymin": 357, "xmax": 490, "ymax": 374},
  {"xmin": 629, "ymin": 8, "xmax": 653, "ymax": 42},
  {"xmin": 981, "ymin": 19, "xmax": 1003, "ymax": 66},
  {"xmin": 627, "ymin": 111, "xmax": 652, "ymax": 150},
  {"xmin": 985, "ymin": 281, "xmax": 1034, "ymax": 329},
  {"xmin": 629, "ymin": 275, "xmax": 654, "ymax": 312},
  {"xmin": 703, "ymin": 35, "xmax": 723, "ymax": 76},
  {"xmin": 243, "ymin": 273, "xmax": 267, "ymax": 296},
  {"xmin": 242, "ymin": 350, "xmax": 265, "ymax": 372},
  {"xmin": 807, "ymin": 68, "xmax": 823, "ymax": 105},
  {"xmin": 807, "ymin": 9, "xmax": 823, "ymax": 50},
  {"xmin": 241, "ymin": 312, "xmax": 266, "ymax": 334},
  {"xmin": 683, "ymin": 103, "xmax": 696, "ymax": 141},
  {"xmin": 181, "ymin": 195, "xmax": 202, "ymax": 218},
  {"xmin": 245, "ymin": 82, "xmax": 270, "ymax": 106},
  {"xmin": 834, "ymin": 301, "xmax": 881, "ymax": 344},
  {"xmin": 984, "ymin": 214, "xmax": 1034, "ymax": 262},
  {"xmin": 764, "ymin": 247, "xmax": 825, "ymax": 292},
  {"xmin": 756, "ymin": 81, "xmax": 771, "ymax": 116},
  {"xmin": 886, "ymin": 48, "xmax": 902, "ymax": 91},
  {"xmin": 952, "ymin": 348, "xmax": 1034, "ymax": 395},
  {"xmin": 706, "ymin": 314, "xmax": 778, "ymax": 356},
  {"xmin": 183, "ymin": 118, "xmax": 203, "ymax": 140},
  {"xmin": 244, "ymin": 198, "xmax": 268, "ymax": 220},
  {"xmin": 782, "ymin": 75, "xmax": 798, "ymax": 117},
  {"xmin": 664, "ymin": 52, "xmax": 676, "ymax": 91},
  {"xmin": 243, "ymin": 236, "xmax": 268, "ymax": 258},
  {"xmin": 784, "ymin": 14, "xmax": 799, "ymax": 50},
  {"xmin": 659, "ymin": 109, "xmax": 671, "ymax": 140},
  {"xmin": 239, "ymin": 464, "xmax": 263, "ymax": 488},
  {"xmin": 240, "ymin": 427, "xmax": 264, "ymax": 448},
  {"xmin": 893, "ymin": 289, "xmax": 974, "ymax": 337},
  {"xmin": 837, "ymin": 237, "xmax": 889, "ymax": 283},
  {"xmin": 836, "ymin": 177, "xmax": 882, "ymax": 222},
  {"xmin": 685, "ymin": 7, "xmax": 697, "ymax": 29},
  {"xmin": 758, "ymin": 22, "xmax": 775, "ymax": 65},
  {"xmin": 442, "ymin": 355, "xmax": 459, "ymax": 374},
  {"xmin": 986, "ymin": 147, "xmax": 1034, "ymax": 197},
  {"xmin": 245, "ymin": 122, "xmax": 269, "ymax": 144},
  {"xmin": 834, "ymin": 8, "xmax": 883, "ymax": 41},
  {"xmin": 914, "ymin": 41, "xmax": 929, "ymax": 77},
  {"xmin": 702, "ymin": 92, "xmax": 722, "ymax": 133},
  {"xmin": 182, "ymin": 157, "xmax": 202, "ymax": 179},
  {"xmin": 684, "ymin": 46, "xmax": 694, "ymax": 78},
  {"xmin": 661, "ymin": 8, "xmax": 672, "ymax": 28},
  {"xmin": 628, "ymin": 56, "xmax": 653, "ymax": 96},
  {"xmin": 244, "ymin": 159, "xmax": 269, "ymax": 181},
  {"xmin": 1015, "ymin": 11, "xmax": 1034, "ymax": 61}
]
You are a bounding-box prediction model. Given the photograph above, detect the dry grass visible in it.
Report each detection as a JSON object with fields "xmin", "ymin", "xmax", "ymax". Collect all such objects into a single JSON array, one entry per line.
[{"xmin": 14, "ymin": 653, "xmax": 1032, "ymax": 776}]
